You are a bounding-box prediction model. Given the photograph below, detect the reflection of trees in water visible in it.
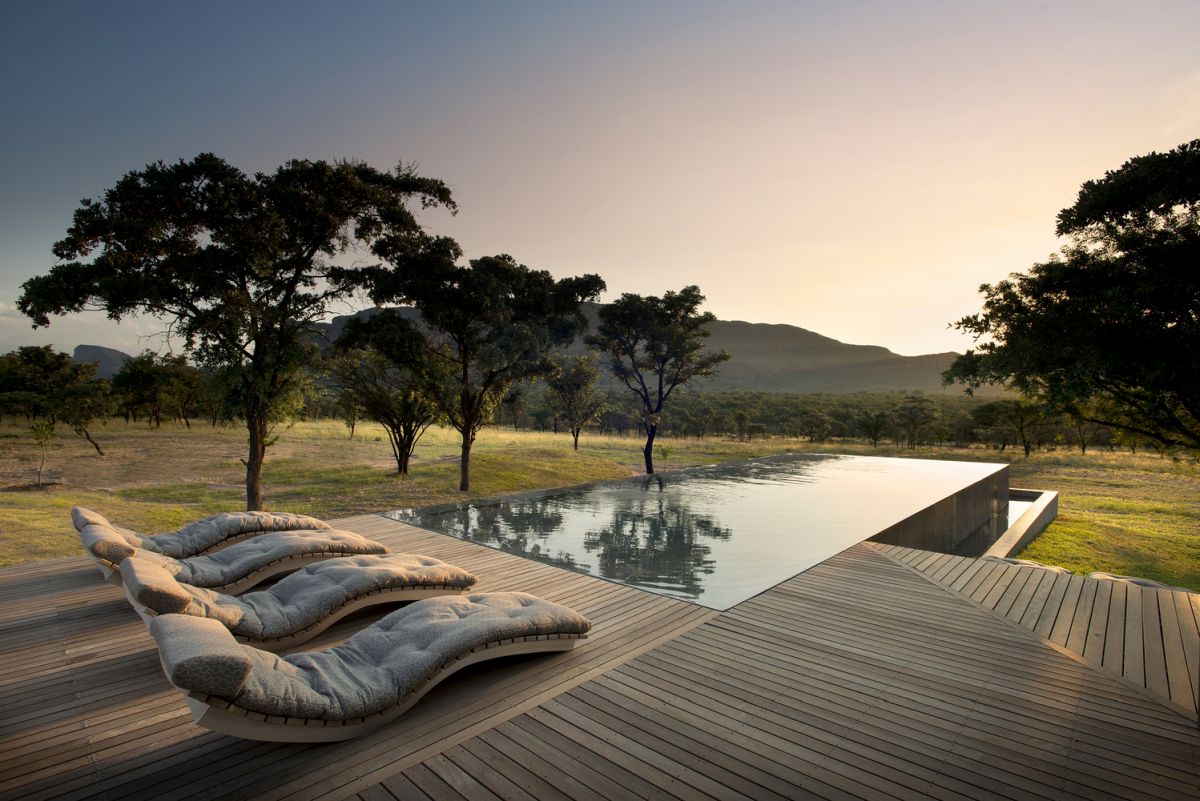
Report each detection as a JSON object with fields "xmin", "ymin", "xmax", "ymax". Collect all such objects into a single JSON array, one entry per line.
[
  {"xmin": 584, "ymin": 475, "xmax": 732, "ymax": 599},
  {"xmin": 441, "ymin": 497, "xmax": 581, "ymax": 572}
]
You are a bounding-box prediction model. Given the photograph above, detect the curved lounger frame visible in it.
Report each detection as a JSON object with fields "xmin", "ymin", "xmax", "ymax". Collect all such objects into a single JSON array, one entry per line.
[
  {"xmin": 81, "ymin": 523, "xmax": 389, "ymax": 593},
  {"xmin": 120, "ymin": 554, "xmax": 478, "ymax": 650},
  {"xmin": 150, "ymin": 592, "xmax": 591, "ymax": 742},
  {"xmin": 72, "ymin": 506, "xmax": 331, "ymax": 559}
]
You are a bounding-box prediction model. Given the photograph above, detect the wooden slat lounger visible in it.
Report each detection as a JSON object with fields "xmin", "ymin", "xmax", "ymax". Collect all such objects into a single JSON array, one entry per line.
[
  {"xmin": 121, "ymin": 553, "xmax": 478, "ymax": 650},
  {"xmin": 150, "ymin": 592, "xmax": 591, "ymax": 742},
  {"xmin": 73, "ymin": 506, "xmax": 332, "ymax": 557},
  {"xmin": 80, "ymin": 519, "xmax": 389, "ymax": 593}
]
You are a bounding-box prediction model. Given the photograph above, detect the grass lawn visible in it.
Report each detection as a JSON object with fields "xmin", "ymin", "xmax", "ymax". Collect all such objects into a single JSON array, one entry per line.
[{"xmin": 1, "ymin": 418, "xmax": 1196, "ymax": 590}]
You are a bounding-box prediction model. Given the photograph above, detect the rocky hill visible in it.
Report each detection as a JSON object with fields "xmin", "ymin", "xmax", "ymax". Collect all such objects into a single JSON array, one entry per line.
[{"xmin": 73, "ymin": 345, "xmax": 131, "ymax": 379}]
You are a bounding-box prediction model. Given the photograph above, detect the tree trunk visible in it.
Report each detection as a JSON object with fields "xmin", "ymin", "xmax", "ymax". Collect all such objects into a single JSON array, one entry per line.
[
  {"xmin": 78, "ymin": 428, "xmax": 104, "ymax": 456},
  {"xmin": 643, "ymin": 424, "xmax": 657, "ymax": 474},
  {"xmin": 459, "ymin": 433, "xmax": 473, "ymax": 491},
  {"xmin": 245, "ymin": 411, "xmax": 268, "ymax": 511},
  {"xmin": 572, "ymin": 428, "xmax": 580, "ymax": 450}
]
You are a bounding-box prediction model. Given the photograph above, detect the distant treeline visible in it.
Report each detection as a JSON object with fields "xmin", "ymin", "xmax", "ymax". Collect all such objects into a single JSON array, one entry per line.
[{"xmin": 4, "ymin": 345, "xmax": 1148, "ymax": 459}]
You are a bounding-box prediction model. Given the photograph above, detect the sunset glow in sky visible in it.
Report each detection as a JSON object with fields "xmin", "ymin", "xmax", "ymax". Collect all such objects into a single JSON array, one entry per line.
[{"xmin": 2, "ymin": 1, "xmax": 1198, "ymax": 356}]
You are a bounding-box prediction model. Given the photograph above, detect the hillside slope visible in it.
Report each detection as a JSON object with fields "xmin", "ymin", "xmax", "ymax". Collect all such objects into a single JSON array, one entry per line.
[{"xmin": 318, "ymin": 304, "xmax": 961, "ymax": 394}]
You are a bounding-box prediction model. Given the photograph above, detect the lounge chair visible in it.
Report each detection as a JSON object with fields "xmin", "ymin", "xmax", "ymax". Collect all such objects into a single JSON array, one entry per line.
[
  {"xmin": 72, "ymin": 506, "xmax": 331, "ymax": 558},
  {"xmin": 150, "ymin": 592, "xmax": 591, "ymax": 741},
  {"xmin": 120, "ymin": 554, "xmax": 478, "ymax": 650},
  {"xmin": 80, "ymin": 519, "xmax": 389, "ymax": 593}
]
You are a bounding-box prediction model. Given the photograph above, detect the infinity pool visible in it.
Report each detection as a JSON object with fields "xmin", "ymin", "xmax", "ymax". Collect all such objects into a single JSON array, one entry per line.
[{"xmin": 388, "ymin": 453, "xmax": 1009, "ymax": 609}]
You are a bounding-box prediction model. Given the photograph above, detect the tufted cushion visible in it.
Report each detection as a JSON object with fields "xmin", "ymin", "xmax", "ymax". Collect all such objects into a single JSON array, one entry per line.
[
  {"xmin": 232, "ymin": 553, "xmax": 476, "ymax": 639},
  {"xmin": 153, "ymin": 592, "xmax": 590, "ymax": 720},
  {"xmin": 71, "ymin": 506, "xmax": 332, "ymax": 558},
  {"xmin": 150, "ymin": 615, "xmax": 256, "ymax": 697},
  {"xmin": 154, "ymin": 511, "xmax": 332, "ymax": 557},
  {"xmin": 240, "ymin": 592, "xmax": 589, "ymax": 719},
  {"xmin": 171, "ymin": 530, "xmax": 389, "ymax": 588}
]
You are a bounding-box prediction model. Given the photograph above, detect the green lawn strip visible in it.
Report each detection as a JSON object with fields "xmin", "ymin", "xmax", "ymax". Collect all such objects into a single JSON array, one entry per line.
[
  {"xmin": 0, "ymin": 490, "xmax": 231, "ymax": 567},
  {"xmin": 2, "ymin": 421, "xmax": 1195, "ymax": 590}
]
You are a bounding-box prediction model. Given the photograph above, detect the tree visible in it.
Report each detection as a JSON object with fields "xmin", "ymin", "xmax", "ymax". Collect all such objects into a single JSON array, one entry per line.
[
  {"xmin": 325, "ymin": 346, "xmax": 438, "ymax": 477},
  {"xmin": 854, "ymin": 409, "xmax": 892, "ymax": 447},
  {"xmin": 0, "ymin": 346, "xmax": 111, "ymax": 453},
  {"xmin": 57, "ymin": 381, "xmax": 115, "ymax": 455},
  {"xmin": 113, "ymin": 352, "xmax": 171, "ymax": 426},
  {"xmin": 0, "ymin": 346, "xmax": 93, "ymax": 420},
  {"xmin": 945, "ymin": 139, "xmax": 1200, "ymax": 452},
  {"xmin": 19, "ymin": 153, "xmax": 455, "ymax": 509},
  {"xmin": 894, "ymin": 395, "xmax": 938, "ymax": 448},
  {"xmin": 973, "ymin": 399, "xmax": 1049, "ymax": 458},
  {"xmin": 587, "ymin": 286, "xmax": 730, "ymax": 473},
  {"xmin": 29, "ymin": 420, "xmax": 55, "ymax": 486},
  {"xmin": 545, "ymin": 355, "xmax": 608, "ymax": 450},
  {"xmin": 365, "ymin": 249, "xmax": 604, "ymax": 490}
]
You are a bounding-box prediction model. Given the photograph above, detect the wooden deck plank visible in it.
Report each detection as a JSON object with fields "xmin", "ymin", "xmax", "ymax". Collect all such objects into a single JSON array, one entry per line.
[
  {"xmin": 377, "ymin": 545, "xmax": 1199, "ymax": 801},
  {"xmin": 1174, "ymin": 591, "xmax": 1200, "ymax": 714},
  {"xmin": 1160, "ymin": 590, "xmax": 1197, "ymax": 715},
  {"xmin": 1082, "ymin": 579, "xmax": 1114, "ymax": 664},
  {"xmin": 1123, "ymin": 585, "xmax": 1146, "ymax": 687},
  {"xmin": 4, "ymin": 522, "xmax": 1199, "ymax": 801},
  {"xmin": 875, "ymin": 545, "xmax": 1200, "ymax": 722},
  {"xmin": 1102, "ymin": 581, "xmax": 1129, "ymax": 675}
]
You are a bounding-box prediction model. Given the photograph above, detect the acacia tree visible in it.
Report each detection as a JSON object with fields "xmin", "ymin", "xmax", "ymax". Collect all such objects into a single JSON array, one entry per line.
[
  {"xmin": 854, "ymin": 409, "xmax": 892, "ymax": 447},
  {"xmin": 587, "ymin": 286, "xmax": 730, "ymax": 473},
  {"xmin": 19, "ymin": 153, "xmax": 454, "ymax": 509},
  {"xmin": 365, "ymin": 246, "xmax": 605, "ymax": 490},
  {"xmin": 0, "ymin": 346, "xmax": 112, "ymax": 453},
  {"xmin": 545, "ymin": 355, "xmax": 607, "ymax": 450},
  {"xmin": 945, "ymin": 139, "xmax": 1200, "ymax": 452},
  {"xmin": 328, "ymin": 314, "xmax": 441, "ymax": 472},
  {"xmin": 325, "ymin": 340, "xmax": 439, "ymax": 476}
]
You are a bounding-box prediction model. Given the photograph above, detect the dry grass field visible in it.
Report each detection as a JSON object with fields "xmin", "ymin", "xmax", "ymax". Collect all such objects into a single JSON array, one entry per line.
[{"xmin": 1, "ymin": 418, "xmax": 1196, "ymax": 590}]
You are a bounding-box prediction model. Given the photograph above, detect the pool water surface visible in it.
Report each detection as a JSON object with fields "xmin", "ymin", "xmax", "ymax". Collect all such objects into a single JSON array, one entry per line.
[{"xmin": 388, "ymin": 453, "xmax": 1008, "ymax": 610}]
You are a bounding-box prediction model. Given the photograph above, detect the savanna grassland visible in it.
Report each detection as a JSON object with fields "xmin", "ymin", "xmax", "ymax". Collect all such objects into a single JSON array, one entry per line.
[{"xmin": 1, "ymin": 419, "xmax": 1196, "ymax": 590}]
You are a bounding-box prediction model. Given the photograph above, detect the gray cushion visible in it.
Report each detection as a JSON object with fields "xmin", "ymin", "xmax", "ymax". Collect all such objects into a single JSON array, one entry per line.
[
  {"xmin": 72, "ymin": 506, "xmax": 331, "ymax": 558},
  {"xmin": 84, "ymin": 526, "xmax": 387, "ymax": 589},
  {"xmin": 121, "ymin": 558, "xmax": 196, "ymax": 614},
  {"xmin": 151, "ymin": 592, "xmax": 591, "ymax": 720},
  {"xmin": 79, "ymin": 524, "xmax": 137, "ymax": 565},
  {"xmin": 124, "ymin": 554, "xmax": 478, "ymax": 639},
  {"xmin": 150, "ymin": 615, "xmax": 255, "ymax": 697},
  {"xmin": 170, "ymin": 530, "xmax": 389, "ymax": 588}
]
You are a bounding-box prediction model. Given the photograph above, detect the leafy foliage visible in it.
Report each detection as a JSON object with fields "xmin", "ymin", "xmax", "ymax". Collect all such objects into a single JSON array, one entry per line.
[
  {"xmin": 18, "ymin": 153, "xmax": 455, "ymax": 508},
  {"xmin": 325, "ymin": 348, "xmax": 438, "ymax": 476},
  {"xmin": 586, "ymin": 286, "xmax": 730, "ymax": 472},
  {"xmin": 363, "ymin": 249, "xmax": 605, "ymax": 490},
  {"xmin": 545, "ymin": 355, "xmax": 608, "ymax": 450},
  {"xmin": 0, "ymin": 346, "xmax": 113, "ymax": 454},
  {"xmin": 946, "ymin": 139, "xmax": 1200, "ymax": 452}
]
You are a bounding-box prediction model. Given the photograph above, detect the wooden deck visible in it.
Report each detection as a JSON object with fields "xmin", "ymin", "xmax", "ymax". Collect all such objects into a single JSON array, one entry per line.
[
  {"xmin": 2, "ymin": 516, "xmax": 1198, "ymax": 801},
  {"xmin": 877, "ymin": 544, "xmax": 1200, "ymax": 720}
]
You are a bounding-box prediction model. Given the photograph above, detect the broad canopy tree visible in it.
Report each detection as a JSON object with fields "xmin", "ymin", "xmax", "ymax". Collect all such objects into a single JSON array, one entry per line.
[
  {"xmin": 945, "ymin": 139, "xmax": 1200, "ymax": 453},
  {"xmin": 587, "ymin": 286, "xmax": 730, "ymax": 473},
  {"xmin": 19, "ymin": 153, "xmax": 455, "ymax": 509},
  {"xmin": 324, "ymin": 345, "xmax": 438, "ymax": 477},
  {"xmin": 360, "ymin": 245, "xmax": 605, "ymax": 490}
]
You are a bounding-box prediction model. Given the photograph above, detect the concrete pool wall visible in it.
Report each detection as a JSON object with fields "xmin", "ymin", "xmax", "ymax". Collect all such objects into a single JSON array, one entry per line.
[{"xmin": 869, "ymin": 465, "xmax": 1011, "ymax": 556}]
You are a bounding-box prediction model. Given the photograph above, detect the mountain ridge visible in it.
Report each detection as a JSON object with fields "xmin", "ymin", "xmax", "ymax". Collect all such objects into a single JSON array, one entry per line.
[{"xmin": 69, "ymin": 306, "xmax": 963, "ymax": 394}]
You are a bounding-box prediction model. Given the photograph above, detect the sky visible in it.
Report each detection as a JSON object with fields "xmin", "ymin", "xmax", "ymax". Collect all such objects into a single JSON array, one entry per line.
[{"xmin": 1, "ymin": 0, "xmax": 1197, "ymax": 357}]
